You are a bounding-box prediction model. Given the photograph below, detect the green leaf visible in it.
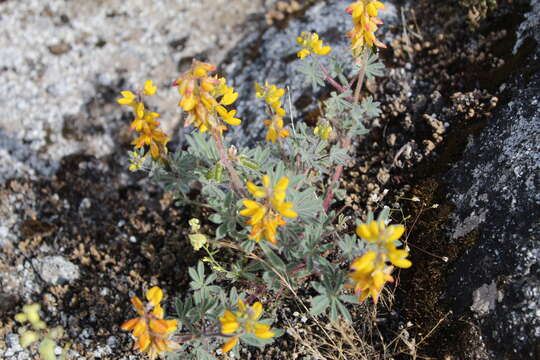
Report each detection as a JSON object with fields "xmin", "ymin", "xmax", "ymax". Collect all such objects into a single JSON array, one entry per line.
[
  {"xmin": 240, "ymin": 240, "xmax": 256, "ymax": 253},
  {"xmin": 297, "ymin": 58, "xmax": 326, "ymax": 91},
  {"xmin": 339, "ymin": 294, "xmax": 358, "ymax": 304},
  {"xmin": 259, "ymin": 242, "xmax": 286, "ymax": 272},
  {"xmin": 336, "ymin": 300, "xmax": 352, "ymax": 322},
  {"xmin": 361, "ymin": 96, "xmax": 382, "ymax": 118},
  {"xmin": 215, "ymin": 223, "xmax": 227, "ymax": 239},
  {"xmin": 189, "ymin": 266, "xmax": 201, "ymax": 284},
  {"xmin": 329, "ymin": 300, "xmax": 338, "ymax": 322},
  {"xmin": 363, "ymin": 52, "xmax": 385, "ymax": 81},
  {"xmin": 377, "ymin": 206, "xmax": 391, "ymax": 222},
  {"xmin": 310, "ymin": 295, "xmax": 330, "ymax": 316},
  {"xmin": 209, "ymin": 213, "xmax": 223, "ymax": 224}
]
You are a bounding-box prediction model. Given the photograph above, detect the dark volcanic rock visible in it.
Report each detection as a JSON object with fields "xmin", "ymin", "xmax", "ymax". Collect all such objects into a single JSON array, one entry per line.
[
  {"xmin": 222, "ymin": 0, "xmax": 398, "ymax": 146},
  {"xmin": 444, "ymin": 1, "xmax": 540, "ymax": 358}
]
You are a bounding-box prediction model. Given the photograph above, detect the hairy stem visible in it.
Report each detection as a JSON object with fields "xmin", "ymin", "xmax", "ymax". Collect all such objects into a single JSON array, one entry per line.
[
  {"xmin": 212, "ymin": 130, "xmax": 247, "ymax": 198},
  {"xmin": 317, "ymin": 61, "xmax": 354, "ymax": 101}
]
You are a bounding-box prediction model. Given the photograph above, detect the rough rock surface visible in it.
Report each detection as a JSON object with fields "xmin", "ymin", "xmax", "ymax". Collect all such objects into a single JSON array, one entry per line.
[
  {"xmin": 32, "ymin": 256, "xmax": 80, "ymax": 285},
  {"xmin": 444, "ymin": 0, "xmax": 540, "ymax": 358},
  {"xmin": 0, "ymin": 0, "xmax": 267, "ymax": 184},
  {"xmin": 223, "ymin": 0, "xmax": 398, "ymax": 145}
]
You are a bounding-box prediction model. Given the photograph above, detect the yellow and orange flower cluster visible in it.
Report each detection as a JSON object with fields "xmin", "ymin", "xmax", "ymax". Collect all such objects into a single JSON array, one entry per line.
[
  {"xmin": 240, "ymin": 175, "xmax": 297, "ymax": 244},
  {"xmin": 118, "ymin": 80, "xmax": 170, "ymax": 160},
  {"xmin": 347, "ymin": 220, "xmax": 411, "ymax": 303},
  {"xmin": 219, "ymin": 300, "xmax": 275, "ymax": 353},
  {"xmin": 255, "ymin": 82, "xmax": 289, "ymax": 143},
  {"xmin": 296, "ymin": 31, "xmax": 332, "ymax": 59},
  {"xmin": 346, "ymin": 0, "xmax": 386, "ymax": 56},
  {"xmin": 175, "ymin": 60, "xmax": 240, "ymax": 134},
  {"xmin": 120, "ymin": 286, "xmax": 179, "ymax": 360}
]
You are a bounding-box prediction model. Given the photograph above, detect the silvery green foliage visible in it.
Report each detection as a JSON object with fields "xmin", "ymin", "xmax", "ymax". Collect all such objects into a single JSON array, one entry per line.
[
  {"xmin": 296, "ymin": 57, "xmax": 326, "ymax": 91},
  {"xmin": 363, "ymin": 52, "xmax": 385, "ymax": 81}
]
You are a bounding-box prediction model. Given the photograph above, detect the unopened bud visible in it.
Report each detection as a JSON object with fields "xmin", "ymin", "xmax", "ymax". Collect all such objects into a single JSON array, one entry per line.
[{"xmin": 228, "ymin": 145, "xmax": 237, "ymax": 157}]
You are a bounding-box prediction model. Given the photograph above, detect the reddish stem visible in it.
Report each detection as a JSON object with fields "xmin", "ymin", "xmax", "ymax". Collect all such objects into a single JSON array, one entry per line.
[
  {"xmin": 322, "ymin": 51, "xmax": 369, "ymax": 212},
  {"xmin": 317, "ymin": 62, "xmax": 354, "ymax": 102}
]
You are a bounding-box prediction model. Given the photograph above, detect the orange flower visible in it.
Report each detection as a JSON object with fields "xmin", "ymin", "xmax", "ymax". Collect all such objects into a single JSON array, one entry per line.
[
  {"xmin": 240, "ymin": 175, "xmax": 297, "ymax": 244},
  {"xmin": 117, "ymin": 82, "xmax": 170, "ymax": 161},
  {"xmin": 346, "ymin": 0, "xmax": 386, "ymax": 56},
  {"xmin": 175, "ymin": 60, "xmax": 241, "ymax": 134},
  {"xmin": 120, "ymin": 286, "xmax": 179, "ymax": 360},
  {"xmin": 218, "ymin": 300, "xmax": 275, "ymax": 353}
]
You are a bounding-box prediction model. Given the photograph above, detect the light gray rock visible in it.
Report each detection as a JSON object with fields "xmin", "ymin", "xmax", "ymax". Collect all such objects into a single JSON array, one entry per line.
[
  {"xmin": 0, "ymin": 0, "xmax": 267, "ymax": 184},
  {"xmin": 32, "ymin": 256, "xmax": 80, "ymax": 285},
  {"xmin": 471, "ymin": 281, "xmax": 498, "ymax": 317},
  {"xmin": 4, "ymin": 334, "xmax": 23, "ymax": 356}
]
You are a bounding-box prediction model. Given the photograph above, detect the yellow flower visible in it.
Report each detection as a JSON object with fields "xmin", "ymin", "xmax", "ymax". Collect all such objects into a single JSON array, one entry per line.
[
  {"xmin": 219, "ymin": 300, "xmax": 275, "ymax": 353},
  {"xmin": 347, "ymin": 251, "xmax": 394, "ymax": 303},
  {"xmin": 240, "ymin": 175, "xmax": 297, "ymax": 245},
  {"xmin": 296, "ymin": 32, "xmax": 332, "ymax": 59},
  {"xmin": 254, "ymin": 82, "xmax": 289, "ymax": 143},
  {"xmin": 314, "ymin": 122, "xmax": 332, "ymax": 140},
  {"xmin": 346, "ymin": 0, "xmax": 386, "ymax": 56},
  {"xmin": 356, "ymin": 220, "xmax": 405, "ymax": 244},
  {"xmin": 175, "ymin": 60, "xmax": 241, "ymax": 134},
  {"xmin": 120, "ymin": 286, "xmax": 179, "ymax": 360},
  {"xmin": 117, "ymin": 81, "xmax": 170, "ymax": 160},
  {"xmin": 117, "ymin": 91, "xmax": 137, "ymax": 106},
  {"xmin": 144, "ymin": 80, "xmax": 158, "ymax": 96},
  {"xmin": 347, "ymin": 219, "xmax": 411, "ymax": 303},
  {"xmin": 263, "ymin": 115, "xmax": 290, "ymax": 143},
  {"xmin": 254, "ymin": 82, "xmax": 286, "ymax": 115}
]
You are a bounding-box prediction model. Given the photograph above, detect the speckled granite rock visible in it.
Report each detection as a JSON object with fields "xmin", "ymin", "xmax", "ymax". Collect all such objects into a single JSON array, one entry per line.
[
  {"xmin": 0, "ymin": 0, "xmax": 266, "ymax": 184},
  {"xmin": 222, "ymin": 0, "xmax": 398, "ymax": 146},
  {"xmin": 444, "ymin": 1, "xmax": 540, "ymax": 358}
]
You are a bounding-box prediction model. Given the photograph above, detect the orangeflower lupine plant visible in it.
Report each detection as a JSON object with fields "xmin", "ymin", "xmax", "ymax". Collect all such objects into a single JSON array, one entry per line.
[
  {"xmin": 346, "ymin": 0, "xmax": 386, "ymax": 56},
  {"xmin": 115, "ymin": 1, "xmax": 413, "ymax": 359},
  {"xmin": 175, "ymin": 60, "xmax": 240, "ymax": 134},
  {"xmin": 348, "ymin": 219, "xmax": 411, "ymax": 302}
]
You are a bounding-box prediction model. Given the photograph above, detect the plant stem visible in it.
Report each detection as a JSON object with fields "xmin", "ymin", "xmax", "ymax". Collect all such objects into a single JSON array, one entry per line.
[
  {"xmin": 322, "ymin": 51, "xmax": 369, "ymax": 212},
  {"xmin": 317, "ymin": 61, "xmax": 354, "ymax": 101},
  {"xmin": 212, "ymin": 130, "xmax": 247, "ymax": 198}
]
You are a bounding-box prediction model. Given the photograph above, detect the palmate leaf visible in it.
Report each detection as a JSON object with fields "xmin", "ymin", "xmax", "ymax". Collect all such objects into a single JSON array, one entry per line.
[
  {"xmin": 186, "ymin": 132, "xmax": 219, "ymax": 163},
  {"xmin": 362, "ymin": 52, "xmax": 385, "ymax": 81},
  {"xmin": 310, "ymin": 295, "xmax": 330, "ymax": 316},
  {"xmin": 361, "ymin": 96, "xmax": 382, "ymax": 118},
  {"xmin": 297, "ymin": 58, "xmax": 326, "ymax": 91}
]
